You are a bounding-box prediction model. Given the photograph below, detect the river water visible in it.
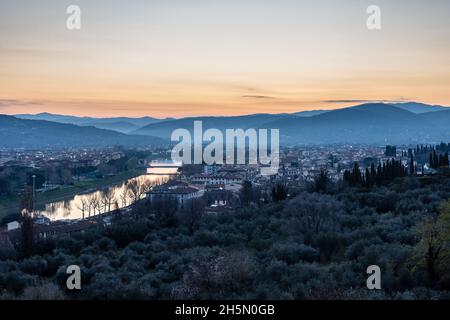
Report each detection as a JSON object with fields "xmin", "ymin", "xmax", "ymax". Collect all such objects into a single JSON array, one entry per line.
[{"xmin": 39, "ymin": 168, "xmax": 176, "ymax": 221}]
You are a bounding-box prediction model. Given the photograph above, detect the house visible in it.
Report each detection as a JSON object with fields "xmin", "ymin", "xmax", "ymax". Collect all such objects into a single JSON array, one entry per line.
[
  {"xmin": 148, "ymin": 181, "xmax": 203, "ymax": 208},
  {"xmin": 203, "ymin": 164, "xmax": 219, "ymax": 174},
  {"xmin": 35, "ymin": 220, "xmax": 96, "ymax": 239},
  {"xmin": 0, "ymin": 220, "xmax": 97, "ymax": 245},
  {"xmin": 191, "ymin": 172, "xmax": 243, "ymax": 185},
  {"xmin": 204, "ymin": 184, "xmax": 233, "ymax": 208},
  {"xmin": 190, "ymin": 174, "xmax": 210, "ymax": 184},
  {"xmin": 7, "ymin": 221, "xmax": 20, "ymax": 231}
]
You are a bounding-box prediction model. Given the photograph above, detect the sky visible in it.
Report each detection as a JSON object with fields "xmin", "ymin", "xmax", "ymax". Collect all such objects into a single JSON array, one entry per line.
[{"xmin": 1, "ymin": 0, "xmax": 450, "ymax": 118}]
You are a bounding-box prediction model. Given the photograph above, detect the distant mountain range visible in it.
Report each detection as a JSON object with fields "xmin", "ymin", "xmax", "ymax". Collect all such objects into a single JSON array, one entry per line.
[
  {"xmin": 4, "ymin": 102, "xmax": 450, "ymax": 147},
  {"xmin": 0, "ymin": 115, "xmax": 166, "ymax": 148},
  {"xmin": 14, "ymin": 112, "xmax": 172, "ymax": 133},
  {"xmin": 390, "ymin": 102, "xmax": 448, "ymax": 113},
  {"xmin": 133, "ymin": 102, "xmax": 450, "ymax": 145},
  {"xmin": 292, "ymin": 102, "xmax": 449, "ymax": 117},
  {"xmin": 133, "ymin": 113, "xmax": 294, "ymax": 137}
]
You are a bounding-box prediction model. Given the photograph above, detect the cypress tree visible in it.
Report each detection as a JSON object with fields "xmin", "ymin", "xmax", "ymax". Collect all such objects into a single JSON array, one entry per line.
[
  {"xmin": 409, "ymin": 154, "xmax": 415, "ymax": 175},
  {"xmin": 370, "ymin": 163, "xmax": 376, "ymax": 183},
  {"xmin": 433, "ymin": 150, "xmax": 439, "ymax": 169},
  {"xmin": 429, "ymin": 152, "xmax": 434, "ymax": 169},
  {"xmin": 365, "ymin": 168, "xmax": 371, "ymax": 187},
  {"xmin": 352, "ymin": 162, "xmax": 361, "ymax": 185}
]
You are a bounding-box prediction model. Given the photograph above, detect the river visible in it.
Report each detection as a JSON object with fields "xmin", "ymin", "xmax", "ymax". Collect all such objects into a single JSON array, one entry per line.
[{"xmin": 39, "ymin": 167, "xmax": 177, "ymax": 221}]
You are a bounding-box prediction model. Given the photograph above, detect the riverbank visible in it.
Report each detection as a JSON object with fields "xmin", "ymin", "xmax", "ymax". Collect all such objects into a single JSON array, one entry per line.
[{"xmin": 0, "ymin": 168, "xmax": 145, "ymax": 221}]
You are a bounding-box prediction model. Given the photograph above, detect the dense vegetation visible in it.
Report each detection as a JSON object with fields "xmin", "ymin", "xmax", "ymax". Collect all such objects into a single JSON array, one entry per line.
[{"xmin": 1, "ymin": 174, "xmax": 450, "ymax": 300}]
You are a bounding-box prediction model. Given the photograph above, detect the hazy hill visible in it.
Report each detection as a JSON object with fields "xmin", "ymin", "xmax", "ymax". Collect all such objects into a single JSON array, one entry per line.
[
  {"xmin": 417, "ymin": 109, "xmax": 450, "ymax": 126},
  {"xmin": 8, "ymin": 102, "xmax": 450, "ymax": 147},
  {"xmin": 133, "ymin": 103, "xmax": 450, "ymax": 145},
  {"xmin": 14, "ymin": 113, "xmax": 171, "ymax": 133},
  {"xmin": 390, "ymin": 102, "xmax": 448, "ymax": 114},
  {"xmin": 266, "ymin": 103, "xmax": 448, "ymax": 144},
  {"xmin": 293, "ymin": 110, "xmax": 328, "ymax": 117},
  {"xmin": 0, "ymin": 115, "xmax": 166, "ymax": 148},
  {"xmin": 82, "ymin": 121, "xmax": 140, "ymax": 133},
  {"xmin": 133, "ymin": 113, "xmax": 295, "ymax": 137}
]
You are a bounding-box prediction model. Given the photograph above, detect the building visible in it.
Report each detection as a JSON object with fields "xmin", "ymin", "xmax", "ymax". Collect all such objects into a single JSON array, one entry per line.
[
  {"xmin": 203, "ymin": 164, "xmax": 219, "ymax": 174},
  {"xmin": 148, "ymin": 181, "xmax": 203, "ymax": 207},
  {"xmin": 204, "ymin": 184, "xmax": 232, "ymax": 206},
  {"xmin": 0, "ymin": 220, "xmax": 96, "ymax": 245},
  {"xmin": 191, "ymin": 172, "xmax": 243, "ymax": 185},
  {"xmin": 7, "ymin": 221, "xmax": 20, "ymax": 231}
]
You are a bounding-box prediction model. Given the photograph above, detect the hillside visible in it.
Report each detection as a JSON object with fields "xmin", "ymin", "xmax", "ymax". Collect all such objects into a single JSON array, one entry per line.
[
  {"xmin": 133, "ymin": 103, "xmax": 450, "ymax": 145},
  {"xmin": 0, "ymin": 115, "xmax": 166, "ymax": 148},
  {"xmin": 14, "ymin": 113, "xmax": 171, "ymax": 133}
]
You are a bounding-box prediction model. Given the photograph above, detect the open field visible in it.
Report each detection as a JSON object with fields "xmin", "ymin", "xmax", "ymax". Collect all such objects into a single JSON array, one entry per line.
[{"xmin": 0, "ymin": 168, "xmax": 144, "ymax": 221}]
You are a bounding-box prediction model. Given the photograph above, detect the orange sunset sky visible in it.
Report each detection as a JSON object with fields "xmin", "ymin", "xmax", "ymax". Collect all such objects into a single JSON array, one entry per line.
[{"xmin": 1, "ymin": 0, "xmax": 450, "ymax": 118}]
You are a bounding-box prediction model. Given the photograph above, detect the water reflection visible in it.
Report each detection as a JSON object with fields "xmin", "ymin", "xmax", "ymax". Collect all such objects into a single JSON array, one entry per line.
[{"xmin": 40, "ymin": 173, "xmax": 170, "ymax": 221}]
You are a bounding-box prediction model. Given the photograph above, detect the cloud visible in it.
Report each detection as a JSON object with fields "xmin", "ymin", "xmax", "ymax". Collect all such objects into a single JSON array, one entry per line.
[
  {"xmin": 241, "ymin": 95, "xmax": 277, "ymax": 100},
  {"xmin": 0, "ymin": 99, "xmax": 43, "ymax": 109},
  {"xmin": 322, "ymin": 98, "xmax": 411, "ymax": 104},
  {"xmin": 0, "ymin": 99, "xmax": 43, "ymax": 105}
]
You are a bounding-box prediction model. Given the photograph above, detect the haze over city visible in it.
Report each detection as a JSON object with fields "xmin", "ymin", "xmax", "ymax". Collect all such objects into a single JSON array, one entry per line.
[{"xmin": 1, "ymin": 0, "xmax": 450, "ymax": 117}]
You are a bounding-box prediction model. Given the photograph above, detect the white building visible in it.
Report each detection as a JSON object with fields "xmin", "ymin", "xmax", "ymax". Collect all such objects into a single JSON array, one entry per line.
[
  {"xmin": 7, "ymin": 221, "xmax": 20, "ymax": 231},
  {"xmin": 191, "ymin": 173, "xmax": 243, "ymax": 185},
  {"xmin": 148, "ymin": 182, "xmax": 203, "ymax": 207}
]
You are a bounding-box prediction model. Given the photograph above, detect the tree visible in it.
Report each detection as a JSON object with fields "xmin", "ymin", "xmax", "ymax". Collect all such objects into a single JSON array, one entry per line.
[
  {"xmin": 151, "ymin": 198, "xmax": 178, "ymax": 227},
  {"xmin": 60, "ymin": 168, "xmax": 73, "ymax": 185},
  {"xmin": 127, "ymin": 179, "xmax": 146, "ymax": 204},
  {"xmin": 433, "ymin": 150, "xmax": 439, "ymax": 169},
  {"xmin": 176, "ymin": 198, "xmax": 205, "ymax": 235},
  {"xmin": 87, "ymin": 194, "xmax": 100, "ymax": 216},
  {"xmin": 345, "ymin": 159, "xmax": 409, "ymax": 188},
  {"xmin": 76, "ymin": 197, "xmax": 89, "ymax": 220},
  {"xmin": 313, "ymin": 170, "xmax": 330, "ymax": 193},
  {"xmin": 120, "ymin": 183, "xmax": 130, "ymax": 207},
  {"xmin": 240, "ymin": 180, "xmax": 254, "ymax": 206},
  {"xmin": 20, "ymin": 210, "xmax": 34, "ymax": 258},
  {"xmin": 93, "ymin": 194, "xmax": 103, "ymax": 215},
  {"xmin": 20, "ymin": 186, "xmax": 34, "ymax": 213},
  {"xmin": 343, "ymin": 162, "xmax": 363, "ymax": 187},
  {"xmin": 20, "ymin": 283, "xmax": 66, "ymax": 300},
  {"xmin": 19, "ymin": 186, "xmax": 34, "ymax": 257},
  {"xmin": 429, "ymin": 152, "xmax": 434, "ymax": 169},
  {"xmin": 101, "ymin": 188, "xmax": 116, "ymax": 213},
  {"xmin": 412, "ymin": 201, "xmax": 450, "ymax": 287},
  {"xmin": 440, "ymin": 152, "xmax": 449, "ymax": 168},
  {"xmin": 283, "ymin": 192, "xmax": 340, "ymax": 234},
  {"xmin": 172, "ymin": 252, "xmax": 256, "ymax": 299},
  {"xmin": 272, "ymin": 183, "xmax": 288, "ymax": 201},
  {"xmin": 364, "ymin": 168, "xmax": 371, "ymax": 187},
  {"xmin": 142, "ymin": 179, "xmax": 154, "ymax": 194},
  {"xmin": 409, "ymin": 154, "xmax": 415, "ymax": 176}
]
